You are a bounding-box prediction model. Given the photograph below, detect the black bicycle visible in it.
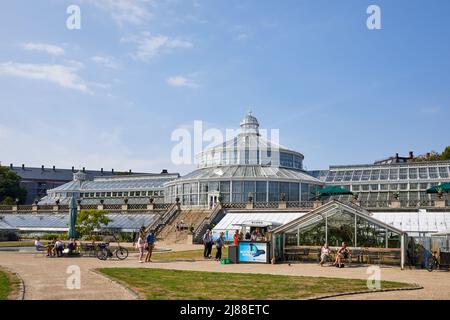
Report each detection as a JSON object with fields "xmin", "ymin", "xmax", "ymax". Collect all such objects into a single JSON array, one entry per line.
[
  {"xmin": 427, "ymin": 251, "xmax": 439, "ymax": 272},
  {"xmin": 96, "ymin": 236, "xmax": 129, "ymax": 261}
]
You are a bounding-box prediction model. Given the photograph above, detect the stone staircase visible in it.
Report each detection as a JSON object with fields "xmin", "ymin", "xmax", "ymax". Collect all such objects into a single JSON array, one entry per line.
[{"xmin": 157, "ymin": 208, "xmax": 213, "ymax": 244}]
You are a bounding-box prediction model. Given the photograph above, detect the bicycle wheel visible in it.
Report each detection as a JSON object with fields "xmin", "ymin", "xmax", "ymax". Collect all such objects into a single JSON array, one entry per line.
[
  {"xmin": 96, "ymin": 248, "xmax": 108, "ymax": 260},
  {"xmin": 115, "ymin": 247, "xmax": 129, "ymax": 260},
  {"xmin": 427, "ymin": 257, "xmax": 436, "ymax": 272}
]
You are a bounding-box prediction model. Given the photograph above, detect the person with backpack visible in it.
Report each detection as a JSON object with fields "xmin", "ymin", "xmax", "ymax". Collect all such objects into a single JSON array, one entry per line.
[{"xmin": 215, "ymin": 232, "xmax": 225, "ymax": 261}]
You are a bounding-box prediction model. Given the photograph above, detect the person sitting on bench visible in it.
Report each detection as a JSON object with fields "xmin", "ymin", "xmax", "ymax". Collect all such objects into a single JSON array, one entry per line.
[
  {"xmin": 35, "ymin": 237, "xmax": 53, "ymax": 257},
  {"xmin": 334, "ymin": 242, "xmax": 350, "ymax": 268},
  {"xmin": 53, "ymin": 239, "xmax": 65, "ymax": 257},
  {"xmin": 67, "ymin": 238, "xmax": 78, "ymax": 256},
  {"xmin": 319, "ymin": 243, "xmax": 332, "ymax": 266}
]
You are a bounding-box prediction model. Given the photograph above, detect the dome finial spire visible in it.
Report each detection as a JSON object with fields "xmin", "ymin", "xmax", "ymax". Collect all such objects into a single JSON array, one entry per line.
[{"xmin": 240, "ymin": 110, "xmax": 259, "ymax": 135}]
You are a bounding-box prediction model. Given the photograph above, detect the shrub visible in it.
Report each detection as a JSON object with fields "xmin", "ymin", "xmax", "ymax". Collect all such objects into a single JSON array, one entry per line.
[{"xmin": 41, "ymin": 233, "xmax": 67, "ymax": 240}]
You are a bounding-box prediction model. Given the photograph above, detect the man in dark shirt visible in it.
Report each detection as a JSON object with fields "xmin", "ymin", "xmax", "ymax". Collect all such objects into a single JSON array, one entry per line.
[{"xmin": 145, "ymin": 231, "xmax": 156, "ymax": 263}]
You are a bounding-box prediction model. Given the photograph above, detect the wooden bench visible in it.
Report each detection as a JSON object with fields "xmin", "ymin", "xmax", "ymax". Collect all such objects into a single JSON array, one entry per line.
[
  {"xmin": 367, "ymin": 251, "xmax": 382, "ymax": 264},
  {"xmin": 284, "ymin": 248, "xmax": 311, "ymax": 262}
]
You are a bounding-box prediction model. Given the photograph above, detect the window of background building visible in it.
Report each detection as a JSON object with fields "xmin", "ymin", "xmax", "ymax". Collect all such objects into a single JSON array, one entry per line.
[
  {"xmin": 399, "ymin": 168, "xmax": 408, "ymax": 180},
  {"xmin": 361, "ymin": 170, "xmax": 371, "ymax": 181},
  {"xmin": 439, "ymin": 167, "xmax": 449, "ymax": 178},
  {"xmin": 352, "ymin": 170, "xmax": 362, "ymax": 181},
  {"xmin": 409, "ymin": 168, "xmax": 418, "ymax": 179},
  {"xmin": 380, "ymin": 169, "xmax": 389, "ymax": 180},
  {"xmin": 389, "ymin": 184, "xmax": 398, "ymax": 191}
]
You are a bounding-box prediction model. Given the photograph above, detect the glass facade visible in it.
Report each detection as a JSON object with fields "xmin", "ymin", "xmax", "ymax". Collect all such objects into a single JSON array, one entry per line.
[
  {"xmin": 316, "ymin": 162, "xmax": 450, "ymax": 204},
  {"xmin": 166, "ymin": 180, "xmax": 321, "ymax": 205},
  {"xmin": 281, "ymin": 205, "xmax": 403, "ymax": 249}
]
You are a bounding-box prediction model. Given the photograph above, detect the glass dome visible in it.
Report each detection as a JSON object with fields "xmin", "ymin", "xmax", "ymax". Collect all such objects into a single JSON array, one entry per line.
[
  {"xmin": 166, "ymin": 112, "xmax": 323, "ymax": 206},
  {"xmin": 196, "ymin": 112, "xmax": 305, "ymax": 170}
]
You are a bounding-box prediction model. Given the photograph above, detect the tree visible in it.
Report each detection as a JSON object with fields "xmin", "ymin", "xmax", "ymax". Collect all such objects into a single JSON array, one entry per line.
[
  {"xmin": 441, "ymin": 146, "xmax": 450, "ymax": 160},
  {"xmin": 76, "ymin": 209, "xmax": 112, "ymax": 239},
  {"xmin": 412, "ymin": 146, "xmax": 450, "ymax": 162},
  {"xmin": 0, "ymin": 167, "xmax": 27, "ymax": 204}
]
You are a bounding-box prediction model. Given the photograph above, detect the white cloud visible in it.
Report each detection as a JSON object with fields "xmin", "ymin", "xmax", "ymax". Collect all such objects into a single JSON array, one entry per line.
[
  {"xmin": 0, "ymin": 122, "xmax": 172, "ymax": 173},
  {"xmin": 166, "ymin": 75, "xmax": 199, "ymax": 88},
  {"xmin": 0, "ymin": 61, "xmax": 90, "ymax": 93},
  {"xmin": 22, "ymin": 42, "xmax": 65, "ymax": 56},
  {"xmin": 83, "ymin": 0, "xmax": 152, "ymax": 26},
  {"xmin": 121, "ymin": 32, "xmax": 193, "ymax": 62},
  {"xmin": 91, "ymin": 55, "xmax": 120, "ymax": 69}
]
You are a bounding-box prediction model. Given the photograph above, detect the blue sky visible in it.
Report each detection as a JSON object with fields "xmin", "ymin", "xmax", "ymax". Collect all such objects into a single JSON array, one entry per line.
[{"xmin": 0, "ymin": 0, "xmax": 449, "ymax": 174}]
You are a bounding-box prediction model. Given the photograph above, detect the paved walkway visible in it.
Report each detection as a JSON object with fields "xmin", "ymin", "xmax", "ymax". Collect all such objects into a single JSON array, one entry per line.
[{"xmin": 1, "ymin": 250, "xmax": 449, "ymax": 300}]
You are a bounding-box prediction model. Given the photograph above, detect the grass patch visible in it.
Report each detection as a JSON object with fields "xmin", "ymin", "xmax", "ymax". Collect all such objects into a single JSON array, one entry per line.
[
  {"xmin": 0, "ymin": 268, "xmax": 20, "ymax": 300},
  {"xmin": 0, "ymin": 270, "xmax": 10, "ymax": 300},
  {"xmin": 0, "ymin": 241, "xmax": 34, "ymax": 247},
  {"xmin": 98, "ymin": 268, "xmax": 413, "ymax": 300},
  {"xmin": 152, "ymin": 249, "xmax": 227, "ymax": 261}
]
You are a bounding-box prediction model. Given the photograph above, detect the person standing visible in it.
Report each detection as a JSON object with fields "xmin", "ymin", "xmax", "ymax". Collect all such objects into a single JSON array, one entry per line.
[
  {"xmin": 215, "ymin": 232, "xmax": 225, "ymax": 261},
  {"xmin": 145, "ymin": 230, "xmax": 156, "ymax": 263},
  {"xmin": 136, "ymin": 232, "xmax": 145, "ymax": 263},
  {"xmin": 203, "ymin": 229, "xmax": 212, "ymax": 258},
  {"xmin": 233, "ymin": 229, "xmax": 240, "ymax": 246},
  {"xmin": 207, "ymin": 230, "xmax": 214, "ymax": 258}
]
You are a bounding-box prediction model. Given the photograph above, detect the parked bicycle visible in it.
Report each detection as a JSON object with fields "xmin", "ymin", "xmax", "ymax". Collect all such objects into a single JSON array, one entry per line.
[{"xmin": 96, "ymin": 235, "xmax": 129, "ymax": 261}]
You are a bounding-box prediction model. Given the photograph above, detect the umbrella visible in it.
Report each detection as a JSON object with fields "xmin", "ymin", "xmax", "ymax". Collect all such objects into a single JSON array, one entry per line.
[
  {"xmin": 426, "ymin": 183, "xmax": 450, "ymax": 194},
  {"xmin": 317, "ymin": 186, "xmax": 353, "ymax": 196},
  {"xmin": 68, "ymin": 196, "xmax": 78, "ymax": 239}
]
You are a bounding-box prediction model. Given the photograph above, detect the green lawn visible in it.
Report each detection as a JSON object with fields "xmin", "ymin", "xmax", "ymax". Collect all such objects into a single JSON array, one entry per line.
[
  {"xmin": 98, "ymin": 268, "xmax": 413, "ymax": 300},
  {"xmin": 0, "ymin": 241, "xmax": 34, "ymax": 247},
  {"xmin": 152, "ymin": 249, "xmax": 227, "ymax": 261},
  {"xmin": 0, "ymin": 269, "xmax": 11, "ymax": 300}
]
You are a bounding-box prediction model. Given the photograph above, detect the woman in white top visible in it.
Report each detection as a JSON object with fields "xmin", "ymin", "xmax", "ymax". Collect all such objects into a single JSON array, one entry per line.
[
  {"xmin": 320, "ymin": 243, "xmax": 332, "ymax": 266},
  {"xmin": 136, "ymin": 233, "xmax": 145, "ymax": 263}
]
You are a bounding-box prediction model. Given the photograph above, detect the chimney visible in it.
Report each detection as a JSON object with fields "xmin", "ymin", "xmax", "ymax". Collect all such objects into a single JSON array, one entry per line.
[
  {"xmin": 71, "ymin": 166, "xmax": 74, "ymax": 172},
  {"xmin": 129, "ymin": 169, "xmax": 132, "ymax": 174},
  {"xmin": 82, "ymin": 167, "xmax": 85, "ymax": 173},
  {"xmin": 22, "ymin": 164, "xmax": 25, "ymax": 170},
  {"xmin": 101, "ymin": 168, "xmax": 104, "ymax": 174},
  {"xmin": 409, "ymin": 151, "xmax": 414, "ymax": 159},
  {"xmin": 41, "ymin": 165, "xmax": 44, "ymax": 171},
  {"xmin": 53, "ymin": 165, "xmax": 56, "ymax": 171},
  {"xmin": 112, "ymin": 168, "xmax": 114, "ymax": 174}
]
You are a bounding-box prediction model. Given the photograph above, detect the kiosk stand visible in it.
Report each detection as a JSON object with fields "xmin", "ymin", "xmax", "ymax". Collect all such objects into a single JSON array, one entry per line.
[{"xmin": 237, "ymin": 241, "xmax": 271, "ymax": 264}]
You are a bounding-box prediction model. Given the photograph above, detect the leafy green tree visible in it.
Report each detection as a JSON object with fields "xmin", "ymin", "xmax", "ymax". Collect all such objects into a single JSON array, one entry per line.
[
  {"xmin": 441, "ymin": 146, "xmax": 450, "ymax": 160},
  {"xmin": 413, "ymin": 146, "xmax": 450, "ymax": 162},
  {"xmin": 76, "ymin": 209, "xmax": 112, "ymax": 239},
  {"xmin": 1, "ymin": 196, "xmax": 15, "ymax": 205},
  {"xmin": 0, "ymin": 167, "xmax": 27, "ymax": 204}
]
